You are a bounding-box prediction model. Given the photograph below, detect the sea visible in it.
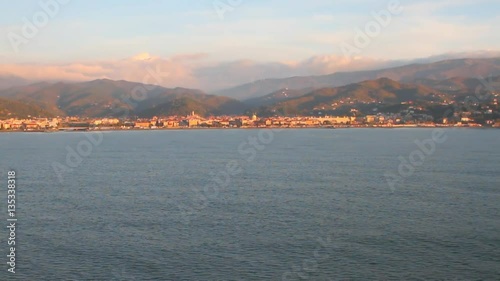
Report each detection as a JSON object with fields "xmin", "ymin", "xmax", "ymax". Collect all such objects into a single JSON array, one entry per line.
[{"xmin": 0, "ymin": 128, "xmax": 499, "ymax": 280}]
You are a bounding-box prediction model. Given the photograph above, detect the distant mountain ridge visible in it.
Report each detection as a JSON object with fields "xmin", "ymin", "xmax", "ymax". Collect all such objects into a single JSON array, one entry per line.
[
  {"xmin": 257, "ymin": 78, "xmax": 449, "ymax": 116},
  {"xmin": 0, "ymin": 75, "xmax": 31, "ymax": 90},
  {"xmin": 0, "ymin": 79, "xmax": 245, "ymax": 118},
  {"xmin": 410, "ymin": 75, "xmax": 500, "ymax": 96},
  {"xmin": 1, "ymin": 58, "xmax": 499, "ymax": 118},
  {"xmin": 213, "ymin": 58, "xmax": 500, "ymax": 100},
  {"xmin": 243, "ymin": 88, "xmax": 315, "ymax": 108}
]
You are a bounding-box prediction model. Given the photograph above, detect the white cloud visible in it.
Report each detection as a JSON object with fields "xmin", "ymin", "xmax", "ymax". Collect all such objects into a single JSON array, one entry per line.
[{"xmin": 1, "ymin": 50, "xmax": 500, "ymax": 92}]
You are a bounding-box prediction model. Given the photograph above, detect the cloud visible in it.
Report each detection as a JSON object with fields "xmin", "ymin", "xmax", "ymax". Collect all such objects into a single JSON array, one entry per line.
[
  {"xmin": 170, "ymin": 53, "xmax": 209, "ymax": 62},
  {"xmin": 0, "ymin": 54, "xmax": 198, "ymax": 89},
  {"xmin": 1, "ymin": 50, "xmax": 499, "ymax": 92},
  {"xmin": 130, "ymin": 53, "xmax": 155, "ymax": 61}
]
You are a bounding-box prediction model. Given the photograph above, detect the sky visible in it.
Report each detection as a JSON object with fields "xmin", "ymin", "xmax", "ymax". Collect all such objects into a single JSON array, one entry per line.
[{"xmin": 0, "ymin": 0, "xmax": 499, "ymax": 91}]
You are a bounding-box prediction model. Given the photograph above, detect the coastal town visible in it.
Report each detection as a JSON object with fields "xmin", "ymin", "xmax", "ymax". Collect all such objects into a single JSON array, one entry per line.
[{"xmin": 1, "ymin": 110, "xmax": 499, "ymax": 132}]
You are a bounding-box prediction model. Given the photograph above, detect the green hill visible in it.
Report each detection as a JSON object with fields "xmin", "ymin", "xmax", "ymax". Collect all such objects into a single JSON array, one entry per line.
[
  {"xmin": 258, "ymin": 78, "xmax": 449, "ymax": 115},
  {"xmin": 0, "ymin": 97, "xmax": 56, "ymax": 119},
  {"xmin": 0, "ymin": 79, "xmax": 245, "ymax": 118},
  {"xmin": 138, "ymin": 95, "xmax": 246, "ymax": 117},
  {"xmin": 411, "ymin": 75, "xmax": 500, "ymax": 97}
]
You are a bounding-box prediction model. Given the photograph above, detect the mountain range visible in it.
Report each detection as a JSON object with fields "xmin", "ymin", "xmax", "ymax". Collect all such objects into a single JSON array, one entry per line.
[
  {"xmin": 0, "ymin": 79, "xmax": 246, "ymax": 118},
  {"xmin": 0, "ymin": 58, "xmax": 499, "ymax": 118},
  {"xmin": 255, "ymin": 78, "xmax": 448, "ymax": 115},
  {"xmin": 213, "ymin": 58, "xmax": 500, "ymax": 100}
]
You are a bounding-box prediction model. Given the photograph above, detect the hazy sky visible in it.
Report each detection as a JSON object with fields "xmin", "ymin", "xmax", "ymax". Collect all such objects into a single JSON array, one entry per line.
[{"xmin": 0, "ymin": 0, "xmax": 499, "ymax": 90}]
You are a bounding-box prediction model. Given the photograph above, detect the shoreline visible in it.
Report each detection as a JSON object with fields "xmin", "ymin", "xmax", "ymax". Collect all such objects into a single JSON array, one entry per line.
[{"xmin": 0, "ymin": 124, "xmax": 498, "ymax": 133}]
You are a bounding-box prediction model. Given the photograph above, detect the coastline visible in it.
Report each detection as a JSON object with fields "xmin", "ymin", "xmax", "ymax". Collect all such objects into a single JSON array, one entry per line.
[{"xmin": 0, "ymin": 124, "xmax": 498, "ymax": 133}]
